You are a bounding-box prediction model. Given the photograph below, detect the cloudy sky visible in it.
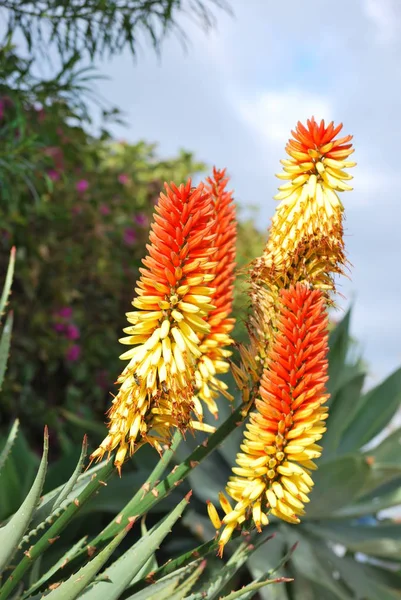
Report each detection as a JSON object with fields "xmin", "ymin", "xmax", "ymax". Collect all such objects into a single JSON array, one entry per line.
[{"xmin": 97, "ymin": 0, "xmax": 401, "ymax": 384}]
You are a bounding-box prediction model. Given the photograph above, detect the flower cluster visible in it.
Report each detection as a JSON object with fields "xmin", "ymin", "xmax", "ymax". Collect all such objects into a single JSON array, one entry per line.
[
  {"xmin": 208, "ymin": 118, "xmax": 355, "ymax": 554},
  {"xmin": 194, "ymin": 168, "xmax": 237, "ymax": 416},
  {"xmin": 91, "ymin": 173, "xmax": 237, "ymax": 472},
  {"xmin": 208, "ymin": 283, "xmax": 329, "ymax": 554},
  {"xmin": 250, "ymin": 118, "xmax": 355, "ymax": 361}
]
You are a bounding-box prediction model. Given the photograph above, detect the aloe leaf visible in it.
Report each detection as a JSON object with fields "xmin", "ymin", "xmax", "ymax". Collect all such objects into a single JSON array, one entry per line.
[
  {"xmin": 217, "ymin": 576, "xmax": 293, "ymax": 600},
  {"xmin": 0, "ymin": 419, "xmax": 19, "ymax": 474},
  {"xmin": 128, "ymin": 517, "xmax": 157, "ymax": 585},
  {"xmin": 43, "ymin": 521, "xmax": 134, "ymax": 600},
  {"xmin": 121, "ymin": 539, "xmax": 220, "ymax": 599},
  {"xmin": 124, "ymin": 561, "xmax": 203, "ymax": 600},
  {"xmin": 77, "ymin": 493, "xmax": 191, "ymax": 600},
  {"xmin": 189, "ymin": 530, "xmax": 277, "ymax": 600},
  {"xmin": 307, "ymin": 454, "xmax": 371, "ymax": 517},
  {"xmin": 0, "ymin": 459, "xmax": 115, "ymax": 600},
  {"xmin": 327, "ymin": 308, "xmax": 351, "ymax": 397},
  {"xmin": 0, "ymin": 427, "xmax": 48, "ymax": 574},
  {"xmin": 0, "ymin": 247, "xmax": 15, "ymax": 321},
  {"xmin": 340, "ymin": 367, "xmax": 401, "ymax": 453},
  {"xmin": 22, "ymin": 537, "xmax": 88, "ymax": 599},
  {"xmin": 321, "ymin": 372, "xmax": 365, "ymax": 458},
  {"xmin": 0, "ymin": 311, "xmax": 13, "ymax": 392},
  {"xmin": 21, "ymin": 437, "xmax": 88, "ymax": 548},
  {"xmin": 281, "ymin": 528, "xmax": 350, "ymax": 600},
  {"xmin": 304, "ymin": 520, "xmax": 401, "ymax": 559},
  {"xmin": 316, "ymin": 541, "xmax": 401, "ymax": 600},
  {"xmin": 334, "ymin": 476, "xmax": 401, "ymax": 519},
  {"xmin": 169, "ymin": 561, "xmax": 206, "ymax": 599}
]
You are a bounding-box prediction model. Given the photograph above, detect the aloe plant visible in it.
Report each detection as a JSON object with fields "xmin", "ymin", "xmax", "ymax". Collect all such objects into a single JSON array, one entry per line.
[{"xmin": 181, "ymin": 309, "xmax": 401, "ymax": 599}]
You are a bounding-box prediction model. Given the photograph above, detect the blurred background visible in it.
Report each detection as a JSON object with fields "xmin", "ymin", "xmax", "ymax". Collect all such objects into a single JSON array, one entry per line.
[{"xmin": 0, "ymin": 0, "xmax": 400, "ymax": 453}]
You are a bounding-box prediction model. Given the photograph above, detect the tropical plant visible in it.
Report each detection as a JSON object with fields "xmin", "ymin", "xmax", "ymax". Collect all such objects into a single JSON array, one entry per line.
[{"xmin": 3, "ymin": 117, "xmax": 399, "ymax": 600}]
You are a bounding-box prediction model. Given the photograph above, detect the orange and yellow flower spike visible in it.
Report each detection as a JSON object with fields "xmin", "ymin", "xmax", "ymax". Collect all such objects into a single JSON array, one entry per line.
[
  {"xmin": 249, "ymin": 118, "xmax": 355, "ymax": 366},
  {"xmin": 212, "ymin": 283, "xmax": 330, "ymax": 555},
  {"xmin": 91, "ymin": 179, "xmax": 219, "ymax": 472},
  {"xmin": 195, "ymin": 168, "xmax": 237, "ymax": 416},
  {"xmin": 263, "ymin": 117, "xmax": 355, "ymax": 291}
]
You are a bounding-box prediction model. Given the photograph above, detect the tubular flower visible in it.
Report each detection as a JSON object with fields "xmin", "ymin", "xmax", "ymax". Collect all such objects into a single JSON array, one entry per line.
[
  {"xmin": 211, "ymin": 283, "xmax": 330, "ymax": 555},
  {"xmin": 262, "ymin": 117, "xmax": 355, "ymax": 291},
  {"xmin": 194, "ymin": 168, "xmax": 237, "ymax": 416},
  {"xmin": 90, "ymin": 180, "xmax": 219, "ymax": 472}
]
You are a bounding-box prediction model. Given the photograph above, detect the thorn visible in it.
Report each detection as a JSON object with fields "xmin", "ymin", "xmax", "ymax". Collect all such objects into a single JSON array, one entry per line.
[
  {"xmin": 128, "ymin": 515, "xmax": 138, "ymax": 523},
  {"xmin": 185, "ymin": 490, "xmax": 193, "ymax": 501},
  {"xmin": 171, "ymin": 465, "xmax": 179, "ymax": 474},
  {"xmin": 48, "ymin": 582, "xmax": 61, "ymax": 590},
  {"xmin": 190, "ymin": 461, "xmax": 199, "ymax": 468},
  {"xmin": 174, "ymin": 479, "xmax": 183, "ymax": 487},
  {"xmin": 48, "ymin": 536, "xmax": 60, "ymax": 545},
  {"xmin": 87, "ymin": 546, "xmax": 96, "ymax": 557},
  {"xmin": 151, "ymin": 488, "xmax": 159, "ymax": 497},
  {"xmin": 99, "ymin": 480, "xmax": 107, "ymax": 486},
  {"xmin": 74, "ymin": 499, "xmax": 80, "ymax": 507},
  {"xmin": 141, "ymin": 482, "xmax": 151, "ymax": 493},
  {"xmin": 115, "ymin": 514, "xmax": 123, "ymax": 524},
  {"xmin": 202, "ymin": 439, "xmax": 208, "ymax": 447}
]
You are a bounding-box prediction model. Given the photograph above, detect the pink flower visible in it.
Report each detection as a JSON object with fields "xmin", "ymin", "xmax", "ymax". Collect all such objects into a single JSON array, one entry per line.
[
  {"xmin": 66, "ymin": 344, "xmax": 81, "ymax": 362},
  {"xmin": 123, "ymin": 227, "xmax": 136, "ymax": 246},
  {"xmin": 53, "ymin": 323, "xmax": 66, "ymax": 334},
  {"xmin": 118, "ymin": 174, "xmax": 129, "ymax": 185},
  {"xmin": 134, "ymin": 212, "xmax": 148, "ymax": 227},
  {"xmin": 47, "ymin": 169, "xmax": 60, "ymax": 182},
  {"xmin": 99, "ymin": 203, "xmax": 111, "ymax": 216},
  {"xmin": 76, "ymin": 179, "xmax": 89, "ymax": 193},
  {"xmin": 57, "ymin": 307, "xmax": 73, "ymax": 319},
  {"xmin": 66, "ymin": 324, "xmax": 80, "ymax": 340}
]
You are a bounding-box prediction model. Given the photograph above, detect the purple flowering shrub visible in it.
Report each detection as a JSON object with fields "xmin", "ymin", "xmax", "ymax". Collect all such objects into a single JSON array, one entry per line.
[{"xmin": 0, "ymin": 106, "xmax": 206, "ymax": 450}]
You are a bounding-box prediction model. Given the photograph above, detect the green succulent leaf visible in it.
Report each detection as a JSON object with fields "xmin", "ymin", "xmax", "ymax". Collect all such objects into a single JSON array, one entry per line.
[
  {"xmin": 316, "ymin": 542, "xmax": 401, "ymax": 600},
  {"xmin": 187, "ymin": 533, "xmax": 275, "ymax": 600},
  {"xmin": 43, "ymin": 520, "xmax": 135, "ymax": 600},
  {"xmin": 0, "ymin": 419, "xmax": 19, "ymax": 475},
  {"xmin": 281, "ymin": 528, "xmax": 350, "ymax": 600},
  {"xmin": 0, "ymin": 427, "xmax": 48, "ymax": 574},
  {"xmin": 335, "ymin": 476, "xmax": 401, "ymax": 518},
  {"xmin": 327, "ymin": 308, "xmax": 352, "ymax": 397},
  {"xmin": 124, "ymin": 561, "xmax": 204, "ymax": 600},
  {"xmin": 76, "ymin": 493, "xmax": 191, "ymax": 600},
  {"xmin": 0, "ymin": 311, "xmax": 13, "ymax": 393},
  {"xmin": 307, "ymin": 454, "xmax": 371, "ymax": 517},
  {"xmin": 322, "ymin": 372, "xmax": 365, "ymax": 458},
  {"xmin": 304, "ymin": 520, "xmax": 401, "ymax": 559},
  {"xmin": 22, "ymin": 537, "xmax": 88, "ymax": 599},
  {"xmin": 0, "ymin": 247, "xmax": 15, "ymax": 321},
  {"xmin": 28, "ymin": 437, "xmax": 88, "ymax": 535},
  {"xmin": 339, "ymin": 367, "xmax": 401, "ymax": 453},
  {"xmin": 216, "ymin": 576, "xmax": 293, "ymax": 600}
]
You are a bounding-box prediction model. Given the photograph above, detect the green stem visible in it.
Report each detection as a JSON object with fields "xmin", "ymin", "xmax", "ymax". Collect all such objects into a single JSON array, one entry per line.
[{"xmin": 0, "ymin": 458, "xmax": 115, "ymax": 600}]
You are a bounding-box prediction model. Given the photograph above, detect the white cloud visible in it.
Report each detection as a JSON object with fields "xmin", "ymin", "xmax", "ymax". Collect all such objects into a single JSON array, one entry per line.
[
  {"xmin": 363, "ymin": 0, "xmax": 401, "ymax": 43},
  {"xmin": 237, "ymin": 89, "xmax": 332, "ymax": 147}
]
